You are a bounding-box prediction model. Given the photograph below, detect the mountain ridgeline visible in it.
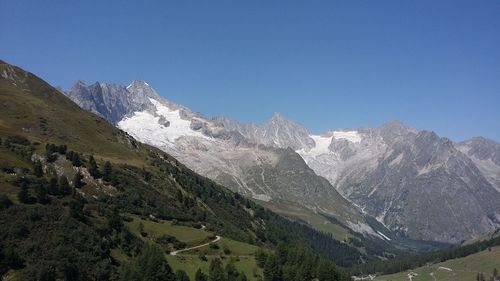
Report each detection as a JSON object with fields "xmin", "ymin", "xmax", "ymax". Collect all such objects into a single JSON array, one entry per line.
[
  {"xmin": 66, "ymin": 78, "xmax": 500, "ymax": 244},
  {"xmin": 0, "ymin": 60, "xmax": 355, "ymax": 280}
]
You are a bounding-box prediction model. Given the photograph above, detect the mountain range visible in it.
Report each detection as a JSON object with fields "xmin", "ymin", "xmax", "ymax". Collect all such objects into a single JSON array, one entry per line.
[
  {"xmin": 66, "ymin": 80, "xmax": 500, "ymax": 244},
  {"xmin": 0, "ymin": 59, "xmax": 365, "ymax": 280}
]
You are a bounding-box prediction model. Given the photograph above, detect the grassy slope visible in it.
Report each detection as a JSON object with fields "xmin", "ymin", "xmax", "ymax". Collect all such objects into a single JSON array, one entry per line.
[
  {"xmin": 374, "ymin": 246, "xmax": 500, "ymax": 281},
  {"xmin": 0, "ymin": 73, "xmax": 139, "ymax": 163},
  {"xmin": 258, "ymin": 199, "xmax": 351, "ymax": 241},
  {"xmin": 123, "ymin": 215, "xmax": 263, "ymax": 280},
  {"xmin": 126, "ymin": 215, "xmax": 212, "ymax": 246}
]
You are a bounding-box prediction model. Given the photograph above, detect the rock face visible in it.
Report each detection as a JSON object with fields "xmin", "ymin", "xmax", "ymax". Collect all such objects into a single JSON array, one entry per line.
[
  {"xmin": 457, "ymin": 137, "xmax": 500, "ymax": 192},
  {"xmin": 66, "ymin": 81, "xmax": 500, "ymax": 243},
  {"xmin": 213, "ymin": 113, "xmax": 315, "ymax": 150},
  {"xmin": 66, "ymin": 80, "xmax": 159, "ymax": 124},
  {"xmin": 297, "ymin": 123, "xmax": 500, "ymax": 243}
]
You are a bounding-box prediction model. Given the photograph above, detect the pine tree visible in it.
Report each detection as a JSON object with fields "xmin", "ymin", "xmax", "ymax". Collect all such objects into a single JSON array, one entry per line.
[
  {"xmin": 316, "ymin": 260, "xmax": 339, "ymax": 281},
  {"xmin": 45, "ymin": 144, "xmax": 57, "ymax": 162},
  {"xmin": 17, "ymin": 181, "xmax": 30, "ymax": 204},
  {"xmin": 69, "ymin": 198, "xmax": 86, "ymax": 222},
  {"xmin": 71, "ymin": 152, "xmax": 81, "ymax": 167},
  {"xmin": 195, "ymin": 269, "xmax": 208, "ymax": 281},
  {"xmin": 236, "ymin": 273, "xmax": 247, "ymax": 281},
  {"xmin": 226, "ymin": 260, "xmax": 239, "ymax": 281},
  {"xmin": 138, "ymin": 222, "xmax": 147, "ymax": 237},
  {"xmin": 73, "ymin": 171, "xmax": 84, "ymax": 189},
  {"xmin": 176, "ymin": 270, "xmax": 190, "ymax": 281},
  {"xmin": 102, "ymin": 161, "xmax": 112, "ymax": 182},
  {"xmin": 263, "ymin": 254, "xmax": 282, "ymax": 281},
  {"xmin": 57, "ymin": 144, "xmax": 67, "ymax": 154},
  {"xmin": 87, "ymin": 155, "xmax": 100, "ymax": 178},
  {"xmin": 142, "ymin": 167, "xmax": 152, "ymax": 182},
  {"xmin": 59, "ymin": 176, "xmax": 71, "ymax": 196},
  {"xmin": 2, "ymin": 247, "xmax": 24, "ymax": 269},
  {"xmin": 33, "ymin": 160, "xmax": 44, "ymax": 177},
  {"xmin": 120, "ymin": 244, "xmax": 176, "ymax": 281},
  {"xmin": 209, "ymin": 258, "xmax": 225, "ymax": 281},
  {"xmin": 35, "ymin": 184, "xmax": 49, "ymax": 204},
  {"xmin": 48, "ymin": 177, "xmax": 59, "ymax": 195},
  {"xmin": 0, "ymin": 194, "xmax": 13, "ymax": 210},
  {"xmin": 255, "ymin": 248, "xmax": 267, "ymax": 268}
]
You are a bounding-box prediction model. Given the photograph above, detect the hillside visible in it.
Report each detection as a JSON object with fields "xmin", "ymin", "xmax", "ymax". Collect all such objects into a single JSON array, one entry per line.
[
  {"xmin": 0, "ymin": 60, "xmax": 357, "ymax": 280},
  {"xmin": 373, "ymin": 246, "xmax": 500, "ymax": 281},
  {"xmin": 350, "ymin": 229, "xmax": 500, "ymax": 278}
]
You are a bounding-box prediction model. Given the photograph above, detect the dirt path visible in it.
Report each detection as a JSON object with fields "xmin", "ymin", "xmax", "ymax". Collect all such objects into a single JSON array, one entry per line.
[{"xmin": 170, "ymin": 235, "xmax": 221, "ymax": 256}]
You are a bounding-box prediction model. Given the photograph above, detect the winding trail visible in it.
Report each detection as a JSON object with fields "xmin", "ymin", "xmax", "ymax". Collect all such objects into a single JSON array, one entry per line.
[{"xmin": 170, "ymin": 235, "xmax": 221, "ymax": 256}]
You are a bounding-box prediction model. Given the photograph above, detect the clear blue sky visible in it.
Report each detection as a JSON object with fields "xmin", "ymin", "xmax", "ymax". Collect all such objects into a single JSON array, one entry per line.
[{"xmin": 1, "ymin": 0, "xmax": 499, "ymax": 141}]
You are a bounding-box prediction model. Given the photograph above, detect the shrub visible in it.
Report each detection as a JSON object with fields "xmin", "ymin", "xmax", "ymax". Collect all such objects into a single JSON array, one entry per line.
[{"xmin": 0, "ymin": 194, "xmax": 13, "ymax": 210}]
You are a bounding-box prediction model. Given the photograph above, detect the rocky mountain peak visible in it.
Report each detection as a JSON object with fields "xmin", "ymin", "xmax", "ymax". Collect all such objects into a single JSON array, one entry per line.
[
  {"xmin": 126, "ymin": 80, "xmax": 161, "ymax": 100},
  {"xmin": 69, "ymin": 80, "xmax": 88, "ymax": 92},
  {"xmin": 75, "ymin": 80, "xmax": 86, "ymax": 86},
  {"xmin": 259, "ymin": 113, "xmax": 314, "ymax": 150},
  {"xmin": 380, "ymin": 120, "xmax": 413, "ymax": 133},
  {"xmin": 378, "ymin": 120, "xmax": 417, "ymax": 144},
  {"xmin": 127, "ymin": 79, "xmax": 149, "ymax": 88},
  {"xmin": 270, "ymin": 112, "xmax": 286, "ymax": 121},
  {"xmin": 458, "ymin": 137, "xmax": 500, "ymax": 165},
  {"xmin": 463, "ymin": 136, "xmax": 498, "ymax": 147}
]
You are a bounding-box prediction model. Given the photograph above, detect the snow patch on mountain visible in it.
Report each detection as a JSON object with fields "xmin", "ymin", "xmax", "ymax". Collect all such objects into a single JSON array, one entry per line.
[
  {"xmin": 298, "ymin": 135, "xmax": 333, "ymax": 157},
  {"xmin": 117, "ymin": 98, "xmax": 207, "ymax": 147},
  {"xmin": 377, "ymin": 231, "xmax": 391, "ymax": 241},
  {"xmin": 252, "ymin": 194, "xmax": 272, "ymax": 202},
  {"xmin": 347, "ymin": 221, "xmax": 379, "ymax": 237},
  {"xmin": 333, "ymin": 130, "xmax": 361, "ymax": 143},
  {"xmin": 389, "ymin": 153, "xmax": 404, "ymax": 167}
]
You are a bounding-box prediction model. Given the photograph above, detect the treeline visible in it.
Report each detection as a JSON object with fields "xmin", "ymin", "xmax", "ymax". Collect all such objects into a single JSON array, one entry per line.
[
  {"xmin": 252, "ymin": 207, "xmax": 366, "ymax": 267},
  {"xmin": 350, "ymin": 231, "xmax": 500, "ymax": 275},
  {"xmin": 253, "ymin": 243, "xmax": 351, "ymax": 281},
  {"xmin": 476, "ymin": 268, "xmax": 498, "ymax": 281}
]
